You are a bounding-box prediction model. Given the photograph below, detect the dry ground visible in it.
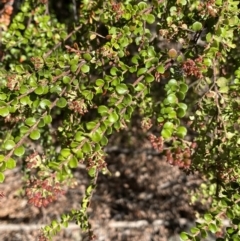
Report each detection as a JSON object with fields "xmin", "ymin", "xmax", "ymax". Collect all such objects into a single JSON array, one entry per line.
[{"xmin": 0, "ymin": 127, "xmax": 206, "ymax": 241}]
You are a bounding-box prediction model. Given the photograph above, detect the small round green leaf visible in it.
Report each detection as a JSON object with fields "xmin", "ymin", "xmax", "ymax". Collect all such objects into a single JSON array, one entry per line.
[
  {"xmin": 180, "ymin": 232, "xmax": 190, "ymax": 241},
  {"xmin": 60, "ymin": 148, "xmax": 71, "ymax": 158},
  {"xmin": 39, "ymin": 99, "xmax": 52, "ymax": 109},
  {"xmin": 163, "ymin": 121, "xmax": 174, "ymax": 130},
  {"xmin": 179, "ymin": 83, "xmax": 188, "ymax": 94},
  {"xmin": 30, "ymin": 130, "xmax": 41, "ymax": 140},
  {"xmin": 145, "ymin": 73, "xmax": 154, "ymax": 83},
  {"xmin": 108, "ymin": 111, "xmax": 119, "ymax": 123},
  {"xmin": 192, "ymin": 21, "xmax": 203, "ymax": 31},
  {"xmin": 88, "ymin": 167, "xmax": 96, "ymax": 177},
  {"xmin": 81, "ymin": 64, "xmax": 90, "ymax": 73},
  {"xmin": 137, "ymin": 68, "xmax": 147, "ymax": 76},
  {"xmin": 14, "ymin": 146, "xmax": 25, "ymax": 157},
  {"xmin": 4, "ymin": 140, "xmax": 15, "ymax": 150},
  {"xmin": 110, "ymin": 67, "xmax": 118, "ymax": 76},
  {"xmin": 156, "ymin": 65, "xmax": 165, "ymax": 74},
  {"xmin": 68, "ymin": 156, "xmax": 78, "ymax": 168},
  {"xmin": 25, "ymin": 117, "xmax": 36, "ymax": 127},
  {"xmin": 0, "ymin": 172, "xmax": 5, "ymax": 183},
  {"xmin": 34, "ymin": 86, "xmax": 44, "ymax": 95},
  {"xmin": 82, "ymin": 142, "xmax": 92, "ymax": 154},
  {"xmin": 0, "ymin": 107, "xmax": 9, "ymax": 117},
  {"xmin": 6, "ymin": 158, "xmax": 16, "ymax": 169},
  {"xmin": 63, "ymin": 76, "xmax": 71, "ymax": 84},
  {"xmin": 145, "ymin": 14, "xmax": 155, "ymax": 24},
  {"xmin": 135, "ymin": 83, "xmax": 145, "ymax": 91},
  {"xmin": 177, "ymin": 107, "xmax": 186, "ymax": 118},
  {"xmin": 43, "ymin": 115, "xmax": 52, "ymax": 125},
  {"xmin": 56, "ymin": 97, "xmax": 67, "ymax": 108},
  {"xmin": 176, "ymin": 126, "xmax": 187, "ymax": 138},
  {"xmin": 116, "ymin": 84, "xmax": 128, "ymax": 95},
  {"xmin": 167, "ymin": 94, "xmax": 178, "ymax": 104},
  {"xmin": 161, "ymin": 129, "xmax": 172, "ymax": 139},
  {"xmin": 83, "ymin": 53, "xmax": 92, "ymax": 61},
  {"xmin": 98, "ymin": 105, "xmax": 109, "ymax": 116},
  {"xmin": 90, "ymin": 130, "xmax": 102, "ymax": 143}
]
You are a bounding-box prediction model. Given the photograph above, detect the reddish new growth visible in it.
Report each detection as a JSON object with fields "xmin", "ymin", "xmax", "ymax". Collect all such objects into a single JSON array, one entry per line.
[
  {"xmin": 148, "ymin": 134, "xmax": 164, "ymax": 152},
  {"xmin": 165, "ymin": 147, "xmax": 192, "ymax": 169},
  {"xmin": 0, "ymin": 192, "xmax": 4, "ymax": 199},
  {"xmin": 26, "ymin": 178, "xmax": 65, "ymax": 208},
  {"xmin": 182, "ymin": 58, "xmax": 204, "ymax": 79},
  {"xmin": 111, "ymin": 1, "xmax": 124, "ymax": 20}
]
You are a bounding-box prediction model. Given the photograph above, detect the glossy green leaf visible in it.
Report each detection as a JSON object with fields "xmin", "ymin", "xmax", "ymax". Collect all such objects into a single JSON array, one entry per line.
[
  {"xmin": 116, "ymin": 84, "xmax": 128, "ymax": 95},
  {"xmin": 161, "ymin": 129, "xmax": 172, "ymax": 139},
  {"xmin": 209, "ymin": 223, "xmax": 217, "ymax": 233},
  {"xmin": 179, "ymin": 83, "xmax": 188, "ymax": 93},
  {"xmin": 0, "ymin": 172, "xmax": 5, "ymax": 183},
  {"xmin": 192, "ymin": 21, "xmax": 202, "ymax": 31},
  {"xmin": 82, "ymin": 90, "xmax": 93, "ymax": 100},
  {"xmin": 4, "ymin": 140, "xmax": 15, "ymax": 150},
  {"xmin": 81, "ymin": 64, "xmax": 90, "ymax": 73},
  {"xmin": 204, "ymin": 213, "xmax": 213, "ymax": 222},
  {"xmin": 90, "ymin": 130, "xmax": 102, "ymax": 143},
  {"xmin": 180, "ymin": 232, "xmax": 189, "ymax": 241},
  {"xmin": 43, "ymin": 115, "xmax": 52, "ymax": 124},
  {"xmin": 63, "ymin": 76, "xmax": 71, "ymax": 84},
  {"xmin": 39, "ymin": 99, "xmax": 52, "ymax": 109},
  {"xmin": 108, "ymin": 111, "xmax": 119, "ymax": 123},
  {"xmin": 176, "ymin": 126, "xmax": 187, "ymax": 138},
  {"xmin": 6, "ymin": 158, "xmax": 16, "ymax": 169},
  {"xmin": 110, "ymin": 67, "xmax": 118, "ymax": 76},
  {"xmin": 135, "ymin": 83, "xmax": 145, "ymax": 91},
  {"xmin": 34, "ymin": 86, "xmax": 44, "ymax": 95},
  {"xmin": 82, "ymin": 142, "xmax": 92, "ymax": 154},
  {"xmin": 60, "ymin": 148, "xmax": 71, "ymax": 158},
  {"xmin": 157, "ymin": 65, "xmax": 165, "ymax": 74},
  {"xmin": 167, "ymin": 94, "xmax": 178, "ymax": 104},
  {"xmin": 137, "ymin": 68, "xmax": 147, "ymax": 76},
  {"xmin": 56, "ymin": 97, "xmax": 67, "ymax": 108},
  {"xmin": 30, "ymin": 130, "xmax": 41, "ymax": 140},
  {"xmin": 0, "ymin": 107, "xmax": 9, "ymax": 117},
  {"xmin": 98, "ymin": 105, "xmax": 109, "ymax": 116},
  {"xmin": 177, "ymin": 107, "xmax": 186, "ymax": 118},
  {"xmin": 145, "ymin": 14, "xmax": 155, "ymax": 24},
  {"xmin": 86, "ymin": 121, "xmax": 97, "ymax": 130},
  {"xmin": 100, "ymin": 136, "xmax": 108, "ymax": 146},
  {"xmin": 83, "ymin": 53, "xmax": 92, "ymax": 61},
  {"xmin": 25, "ymin": 117, "xmax": 36, "ymax": 127},
  {"xmin": 88, "ymin": 167, "xmax": 96, "ymax": 177},
  {"xmin": 145, "ymin": 73, "xmax": 154, "ymax": 83},
  {"xmin": 14, "ymin": 146, "xmax": 25, "ymax": 157},
  {"xmin": 68, "ymin": 156, "xmax": 78, "ymax": 168}
]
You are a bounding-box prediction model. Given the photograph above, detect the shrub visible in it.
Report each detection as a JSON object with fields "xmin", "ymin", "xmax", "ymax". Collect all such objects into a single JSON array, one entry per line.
[{"xmin": 0, "ymin": 0, "xmax": 240, "ymax": 240}]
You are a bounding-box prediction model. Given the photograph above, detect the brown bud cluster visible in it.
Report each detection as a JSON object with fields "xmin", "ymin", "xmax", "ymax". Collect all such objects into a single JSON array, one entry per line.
[
  {"xmin": 182, "ymin": 58, "xmax": 203, "ymax": 79},
  {"xmin": 25, "ymin": 152, "xmax": 41, "ymax": 169},
  {"xmin": 165, "ymin": 147, "xmax": 192, "ymax": 169},
  {"xmin": 0, "ymin": 1, "xmax": 13, "ymax": 31},
  {"xmin": 68, "ymin": 99, "xmax": 88, "ymax": 115},
  {"xmin": 6, "ymin": 74, "xmax": 20, "ymax": 90},
  {"xmin": 148, "ymin": 134, "xmax": 164, "ymax": 152},
  {"xmin": 4, "ymin": 114, "xmax": 25, "ymax": 123},
  {"xmin": 141, "ymin": 118, "xmax": 153, "ymax": 131},
  {"xmin": 30, "ymin": 57, "xmax": 44, "ymax": 70}
]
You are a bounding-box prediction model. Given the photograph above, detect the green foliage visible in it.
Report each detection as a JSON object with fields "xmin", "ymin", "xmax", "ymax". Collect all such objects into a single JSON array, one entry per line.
[{"xmin": 0, "ymin": 0, "xmax": 240, "ymax": 240}]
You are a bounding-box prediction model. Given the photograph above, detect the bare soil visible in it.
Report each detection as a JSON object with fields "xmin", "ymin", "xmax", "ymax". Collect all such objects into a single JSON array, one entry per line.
[{"xmin": 0, "ymin": 127, "xmax": 205, "ymax": 241}]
